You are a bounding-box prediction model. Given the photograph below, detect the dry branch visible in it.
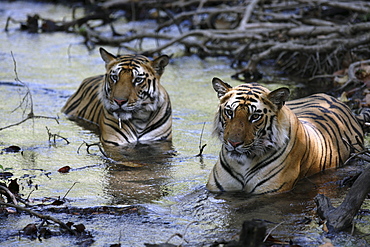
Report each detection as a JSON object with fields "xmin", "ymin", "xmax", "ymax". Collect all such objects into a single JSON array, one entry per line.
[
  {"xmin": 337, "ymin": 59, "xmax": 370, "ymax": 91},
  {"xmin": 297, "ymin": 0, "xmax": 370, "ymax": 14},
  {"xmin": 237, "ymin": 0, "xmax": 260, "ymax": 30},
  {"xmin": 0, "ymin": 185, "xmax": 18, "ymax": 205},
  {"xmin": 6, "ymin": 0, "xmax": 370, "ymax": 78},
  {"xmin": 232, "ymin": 32, "xmax": 370, "ymax": 81},
  {"xmin": 0, "ymin": 202, "xmax": 76, "ymax": 235},
  {"xmin": 315, "ymin": 164, "xmax": 370, "ymax": 232}
]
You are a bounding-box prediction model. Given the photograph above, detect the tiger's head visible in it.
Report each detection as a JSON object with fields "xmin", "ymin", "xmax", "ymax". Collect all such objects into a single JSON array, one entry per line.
[
  {"xmin": 212, "ymin": 77, "xmax": 290, "ymax": 160},
  {"xmin": 99, "ymin": 48, "xmax": 169, "ymax": 121}
]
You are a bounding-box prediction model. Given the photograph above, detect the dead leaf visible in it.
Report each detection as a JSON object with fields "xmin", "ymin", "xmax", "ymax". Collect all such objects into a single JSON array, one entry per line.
[
  {"xmin": 334, "ymin": 75, "xmax": 348, "ymax": 86},
  {"xmin": 66, "ymin": 222, "xmax": 74, "ymax": 228},
  {"xmin": 2, "ymin": 145, "xmax": 21, "ymax": 153},
  {"xmin": 58, "ymin": 166, "xmax": 71, "ymax": 173}
]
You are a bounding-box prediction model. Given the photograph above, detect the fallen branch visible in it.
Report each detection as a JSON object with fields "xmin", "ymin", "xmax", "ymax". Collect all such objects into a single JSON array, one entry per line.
[
  {"xmin": 62, "ymin": 182, "xmax": 78, "ymax": 201},
  {"xmin": 337, "ymin": 59, "xmax": 370, "ymax": 91},
  {"xmin": 0, "ymin": 202, "xmax": 76, "ymax": 235},
  {"xmin": 315, "ymin": 164, "xmax": 370, "ymax": 232},
  {"xmin": 232, "ymin": 32, "xmax": 370, "ymax": 80},
  {"xmin": 237, "ymin": 0, "xmax": 260, "ymax": 30},
  {"xmin": 297, "ymin": 0, "xmax": 370, "ymax": 14},
  {"xmin": 7, "ymin": 1, "xmax": 370, "ymax": 79},
  {"xmin": 0, "ymin": 185, "xmax": 18, "ymax": 205}
]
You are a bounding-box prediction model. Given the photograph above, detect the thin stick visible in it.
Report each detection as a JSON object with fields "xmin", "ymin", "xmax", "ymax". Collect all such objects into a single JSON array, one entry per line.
[
  {"xmin": 0, "ymin": 52, "xmax": 59, "ymax": 131},
  {"xmin": 195, "ymin": 122, "xmax": 207, "ymax": 157},
  {"xmin": 46, "ymin": 126, "xmax": 70, "ymax": 144},
  {"xmin": 263, "ymin": 221, "xmax": 285, "ymax": 242},
  {"xmin": 62, "ymin": 182, "xmax": 78, "ymax": 200}
]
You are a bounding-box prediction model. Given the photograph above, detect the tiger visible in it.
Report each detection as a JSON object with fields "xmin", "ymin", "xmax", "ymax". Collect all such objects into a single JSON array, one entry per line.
[
  {"xmin": 207, "ymin": 77, "xmax": 370, "ymax": 194},
  {"xmin": 62, "ymin": 47, "xmax": 172, "ymax": 146}
]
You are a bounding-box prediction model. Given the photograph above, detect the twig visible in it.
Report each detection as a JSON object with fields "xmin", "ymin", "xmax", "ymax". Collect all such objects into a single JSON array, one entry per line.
[
  {"xmin": 0, "ymin": 52, "xmax": 59, "ymax": 131},
  {"xmin": 62, "ymin": 182, "xmax": 78, "ymax": 201},
  {"xmin": 8, "ymin": 1, "xmax": 370, "ymax": 78},
  {"xmin": 77, "ymin": 141, "xmax": 108, "ymax": 158},
  {"xmin": 344, "ymin": 150, "xmax": 370, "ymax": 166},
  {"xmin": 263, "ymin": 221, "xmax": 284, "ymax": 242},
  {"xmin": 195, "ymin": 122, "xmax": 207, "ymax": 157},
  {"xmin": 46, "ymin": 126, "xmax": 70, "ymax": 144}
]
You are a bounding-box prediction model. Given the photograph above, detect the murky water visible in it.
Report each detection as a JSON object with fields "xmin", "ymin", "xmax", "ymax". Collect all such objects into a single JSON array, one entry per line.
[{"xmin": 1, "ymin": 2, "xmax": 370, "ymax": 247}]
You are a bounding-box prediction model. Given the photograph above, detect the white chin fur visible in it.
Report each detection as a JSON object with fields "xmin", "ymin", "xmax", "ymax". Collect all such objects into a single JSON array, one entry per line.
[{"xmin": 113, "ymin": 112, "xmax": 132, "ymax": 121}]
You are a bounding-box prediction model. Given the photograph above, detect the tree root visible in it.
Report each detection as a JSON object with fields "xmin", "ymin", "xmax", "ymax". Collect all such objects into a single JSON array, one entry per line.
[
  {"xmin": 6, "ymin": 0, "xmax": 370, "ymax": 79},
  {"xmin": 315, "ymin": 164, "xmax": 370, "ymax": 232}
]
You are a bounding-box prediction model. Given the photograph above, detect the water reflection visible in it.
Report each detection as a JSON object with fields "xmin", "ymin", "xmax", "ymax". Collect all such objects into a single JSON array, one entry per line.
[
  {"xmin": 103, "ymin": 141, "xmax": 176, "ymax": 204},
  {"xmin": 103, "ymin": 140, "xmax": 175, "ymax": 164},
  {"xmin": 166, "ymin": 164, "xmax": 363, "ymax": 245}
]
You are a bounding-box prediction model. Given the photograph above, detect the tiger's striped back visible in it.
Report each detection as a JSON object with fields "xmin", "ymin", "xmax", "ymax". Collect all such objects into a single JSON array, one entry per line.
[
  {"xmin": 286, "ymin": 94, "xmax": 364, "ymax": 175},
  {"xmin": 62, "ymin": 75, "xmax": 104, "ymax": 125},
  {"xmin": 207, "ymin": 77, "xmax": 369, "ymax": 194},
  {"xmin": 62, "ymin": 48, "xmax": 172, "ymax": 146}
]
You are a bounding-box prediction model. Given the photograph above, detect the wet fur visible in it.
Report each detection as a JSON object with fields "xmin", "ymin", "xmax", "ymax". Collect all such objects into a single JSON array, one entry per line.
[
  {"xmin": 207, "ymin": 77, "xmax": 369, "ymax": 194},
  {"xmin": 62, "ymin": 48, "xmax": 172, "ymax": 146}
]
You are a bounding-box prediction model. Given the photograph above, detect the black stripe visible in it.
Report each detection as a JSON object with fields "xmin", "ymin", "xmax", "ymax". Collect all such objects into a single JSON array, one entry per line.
[{"xmin": 219, "ymin": 151, "xmax": 245, "ymax": 188}]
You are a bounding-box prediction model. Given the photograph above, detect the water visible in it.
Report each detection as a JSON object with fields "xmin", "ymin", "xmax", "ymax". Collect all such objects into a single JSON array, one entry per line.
[{"xmin": 0, "ymin": 1, "xmax": 370, "ymax": 246}]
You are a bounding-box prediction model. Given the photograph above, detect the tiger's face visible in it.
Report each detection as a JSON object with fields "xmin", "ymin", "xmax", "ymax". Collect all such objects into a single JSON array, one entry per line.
[
  {"xmin": 212, "ymin": 77, "xmax": 290, "ymax": 160},
  {"xmin": 99, "ymin": 48, "xmax": 169, "ymax": 121}
]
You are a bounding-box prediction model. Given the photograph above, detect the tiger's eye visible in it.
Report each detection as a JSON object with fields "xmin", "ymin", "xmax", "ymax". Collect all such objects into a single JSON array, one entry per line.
[
  {"xmin": 134, "ymin": 77, "xmax": 145, "ymax": 84},
  {"xmin": 249, "ymin": 114, "xmax": 261, "ymax": 122},
  {"xmin": 224, "ymin": 108, "xmax": 233, "ymax": 117},
  {"xmin": 110, "ymin": 74, "xmax": 118, "ymax": 82}
]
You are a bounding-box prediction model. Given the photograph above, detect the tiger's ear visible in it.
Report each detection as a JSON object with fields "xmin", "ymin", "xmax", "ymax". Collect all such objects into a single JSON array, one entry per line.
[
  {"xmin": 99, "ymin": 47, "xmax": 117, "ymax": 64},
  {"xmin": 212, "ymin": 77, "xmax": 232, "ymax": 99},
  {"xmin": 268, "ymin": 87, "xmax": 290, "ymax": 109},
  {"xmin": 152, "ymin": 55, "xmax": 170, "ymax": 76}
]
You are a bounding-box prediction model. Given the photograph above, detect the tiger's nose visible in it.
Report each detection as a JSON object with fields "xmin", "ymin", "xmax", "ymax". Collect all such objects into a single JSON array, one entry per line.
[
  {"xmin": 114, "ymin": 98, "xmax": 128, "ymax": 106},
  {"xmin": 228, "ymin": 139, "xmax": 243, "ymax": 147}
]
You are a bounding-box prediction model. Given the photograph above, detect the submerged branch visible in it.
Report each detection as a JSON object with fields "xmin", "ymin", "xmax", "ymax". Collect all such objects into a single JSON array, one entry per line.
[
  {"xmin": 315, "ymin": 164, "xmax": 370, "ymax": 232},
  {"xmin": 0, "ymin": 202, "xmax": 76, "ymax": 235}
]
